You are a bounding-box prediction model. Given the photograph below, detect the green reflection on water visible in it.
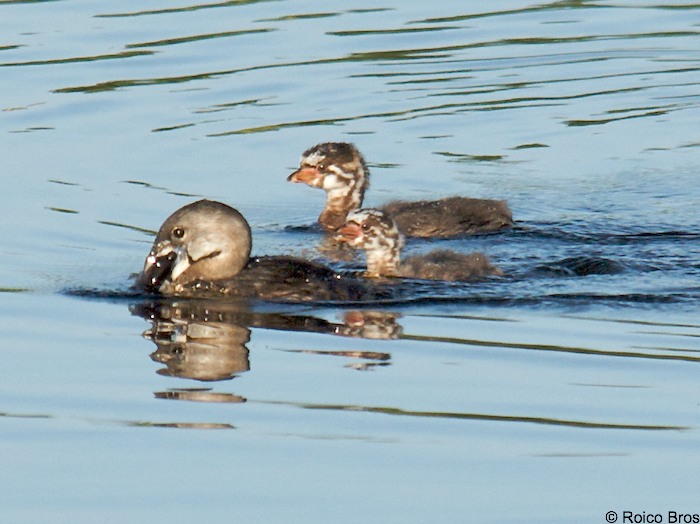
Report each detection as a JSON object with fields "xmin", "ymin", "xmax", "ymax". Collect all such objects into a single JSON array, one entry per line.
[
  {"xmin": 45, "ymin": 207, "xmax": 79, "ymax": 214},
  {"xmin": 292, "ymin": 402, "xmax": 688, "ymax": 431},
  {"xmin": 1, "ymin": 50, "xmax": 153, "ymax": 68},
  {"xmin": 97, "ymin": 221, "xmax": 157, "ymax": 236},
  {"xmin": 0, "ymin": 0, "xmax": 61, "ymax": 4},
  {"xmin": 96, "ymin": 0, "xmax": 278, "ymax": 18},
  {"xmin": 126, "ymin": 28, "xmax": 275, "ymax": 49},
  {"xmin": 0, "ymin": 411, "xmax": 51, "ymax": 418},
  {"xmin": 258, "ymin": 12, "xmax": 339, "ymax": 22},
  {"xmin": 329, "ymin": 26, "xmax": 458, "ymax": 37},
  {"xmin": 435, "ymin": 151, "xmax": 505, "ymax": 162},
  {"xmin": 402, "ymin": 333, "xmax": 700, "ymax": 363},
  {"xmin": 566, "ymin": 108, "xmax": 670, "ymax": 127}
]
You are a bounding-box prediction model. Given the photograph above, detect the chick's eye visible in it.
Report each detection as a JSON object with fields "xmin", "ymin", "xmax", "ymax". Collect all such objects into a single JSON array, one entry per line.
[
  {"xmin": 317, "ymin": 163, "xmax": 325, "ymax": 171},
  {"xmin": 172, "ymin": 227, "xmax": 185, "ymax": 239},
  {"xmin": 361, "ymin": 222, "xmax": 370, "ymax": 231}
]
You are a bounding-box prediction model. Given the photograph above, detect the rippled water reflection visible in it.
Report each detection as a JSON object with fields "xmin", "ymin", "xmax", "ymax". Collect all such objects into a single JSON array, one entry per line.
[{"xmin": 1, "ymin": 1, "xmax": 700, "ymax": 522}]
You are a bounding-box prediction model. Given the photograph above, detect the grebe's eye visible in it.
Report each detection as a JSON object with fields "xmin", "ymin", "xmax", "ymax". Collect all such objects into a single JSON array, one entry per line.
[
  {"xmin": 172, "ymin": 227, "xmax": 185, "ymax": 239},
  {"xmin": 317, "ymin": 163, "xmax": 325, "ymax": 171},
  {"xmin": 361, "ymin": 222, "xmax": 370, "ymax": 231}
]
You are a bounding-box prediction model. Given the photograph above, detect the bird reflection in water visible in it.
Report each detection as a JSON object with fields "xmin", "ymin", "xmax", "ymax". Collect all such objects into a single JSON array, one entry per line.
[
  {"xmin": 272, "ymin": 309, "xmax": 403, "ymax": 371},
  {"xmin": 336, "ymin": 310, "xmax": 403, "ymax": 340},
  {"xmin": 130, "ymin": 299, "xmax": 403, "ymax": 395},
  {"xmin": 138, "ymin": 300, "xmax": 252, "ymax": 382},
  {"xmin": 154, "ymin": 390, "xmax": 247, "ymax": 404}
]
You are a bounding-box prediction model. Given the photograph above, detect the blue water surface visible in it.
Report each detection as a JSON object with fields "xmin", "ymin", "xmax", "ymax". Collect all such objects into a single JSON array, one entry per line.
[{"xmin": 1, "ymin": 1, "xmax": 699, "ymax": 523}]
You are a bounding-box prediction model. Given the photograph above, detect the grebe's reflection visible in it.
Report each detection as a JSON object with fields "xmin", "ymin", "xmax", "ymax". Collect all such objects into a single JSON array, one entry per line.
[
  {"xmin": 154, "ymin": 390, "xmax": 246, "ymax": 404},
  {"xmin": 133, "ymin": 300, "xmax": 252, "ymax": 381},
  {"xmin": 131, "ymin": 299, "xmax": 402, "ymax": 384}
]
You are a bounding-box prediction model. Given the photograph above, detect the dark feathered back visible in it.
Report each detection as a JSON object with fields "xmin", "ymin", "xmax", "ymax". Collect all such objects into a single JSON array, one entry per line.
[{"xmin": 382, "ymin": 196, "xmax": 512, "ymax": 238}]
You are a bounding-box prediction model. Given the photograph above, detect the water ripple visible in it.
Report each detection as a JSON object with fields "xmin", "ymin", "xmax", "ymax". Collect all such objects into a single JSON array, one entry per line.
[
  {"xmin": 0, "ymin": 50, "xmax": 153, "ymax": 68},
  {"xmin": 95, "ymin": 0, "xmax": 279, "ymax": 18},
  {"xmin": 290, "ymin": 402, "xmax": 688, "ymax": 431},
  {"xmin": 125, "ymin": 28, "xmax": 275, "ymax": 49}
]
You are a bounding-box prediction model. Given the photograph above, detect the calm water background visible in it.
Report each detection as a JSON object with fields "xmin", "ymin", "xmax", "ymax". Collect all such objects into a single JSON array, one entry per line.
[{"xmin": 1, "ymin": 1, "xmax": 700, "ymax": 522}]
